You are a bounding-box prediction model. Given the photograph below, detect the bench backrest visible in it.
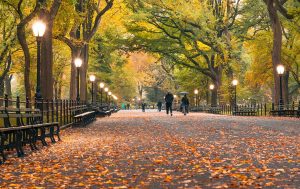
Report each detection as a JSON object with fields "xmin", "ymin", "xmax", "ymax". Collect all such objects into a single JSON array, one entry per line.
[
  {"xmin": 0, "ymin": 107, "xmax": 9, "ymax": 128},
  {"xmin": 20, "ymin": 108, "xmax": 43, "ymax": 125},
  {"xmin": 71, "ymin": 105, "xmax": 88, "ymax": 115},
  {"xmin": 0, "ymin": 107, "xmax": 43, "ymax": 127},
  {"xmin": 5, "ymin": 107, "xmax": 22, "ymax": 127}
]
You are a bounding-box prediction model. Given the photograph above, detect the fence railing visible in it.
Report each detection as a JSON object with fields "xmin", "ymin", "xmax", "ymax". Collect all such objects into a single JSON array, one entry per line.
[
  {"xmin": 0, "ymin": 95, "xmax": 88, "ymax": 128},
  {"xmin": 189, "ymin": 101, "xmax": 300, "ymax": 117}
]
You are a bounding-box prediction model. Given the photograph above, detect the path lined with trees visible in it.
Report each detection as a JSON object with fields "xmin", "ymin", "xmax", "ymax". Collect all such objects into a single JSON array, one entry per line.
[{"xmin": 0, "ymin": 111, "xmax": 299, "ymax": 188}]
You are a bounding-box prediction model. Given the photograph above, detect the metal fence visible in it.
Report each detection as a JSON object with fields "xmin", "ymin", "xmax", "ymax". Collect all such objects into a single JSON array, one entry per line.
[{"xmin": 189, "ymin": 101, "xmax": 300, "ymax": 117}]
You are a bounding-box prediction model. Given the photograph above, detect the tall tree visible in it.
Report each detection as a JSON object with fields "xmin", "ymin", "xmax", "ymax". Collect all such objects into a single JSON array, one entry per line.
[
  {"xmin": 56, "ymin": 0, "xmax": 114, "ymax": 100},
  {"xmin": 263, "ymin": 0, "xmax": 296, "ymax": 104},
  {"xmin": 125, "ymin": 0, "xmax": 241, "ymax": 105},
  {"xmin": 2, "ymin": 0, "xmax": 42, "ymax": 99}
]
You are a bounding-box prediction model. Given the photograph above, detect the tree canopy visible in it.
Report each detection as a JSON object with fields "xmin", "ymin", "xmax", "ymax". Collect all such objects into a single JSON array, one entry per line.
[{"xmin": 0, "ymin": 0, "xmax": 299, "ymax": 105}]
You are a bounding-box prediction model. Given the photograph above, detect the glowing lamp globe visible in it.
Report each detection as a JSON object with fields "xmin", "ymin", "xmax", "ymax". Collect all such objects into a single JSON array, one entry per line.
[
  {"xmin": 74, "ymin": 58, "xmax": 83, "ymax": 68},
  {"xmin": 232, "ymin": 79, "xmax": 238, "ymax": 86},
  {"xmin": 89, "ymin": 75, "xmax": 96, "ymax": 82},
  {"xmin": 276, "ymin": 65, "xmax": 285, "ymax": 75},
  {"xmin": 32, "ymin": 20, "xmax": 46, "ymax": 37},
  {"xmin": 194, "ymin": 89, "xmax": 199, "ymax": 95},
  {"xmin": 99, "ymin": 82, "xmax": 105, "ymax": 88}
]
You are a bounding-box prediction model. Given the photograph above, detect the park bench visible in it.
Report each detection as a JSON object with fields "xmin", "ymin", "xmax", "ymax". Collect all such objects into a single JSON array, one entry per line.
[
  {"xmin": 233, "ymin": 107, "xmax": 257, "ymax": 116},
  {"xmin": 71, "ymin": 105, "xmax": 96, "ymax": 127},
  {"xmin": 92, "ymin": 105, "xmax": 113, "ymax": 117},
  {"xmin": 0, "ymin": 107, "xmax": 60, "ymax": 164}
]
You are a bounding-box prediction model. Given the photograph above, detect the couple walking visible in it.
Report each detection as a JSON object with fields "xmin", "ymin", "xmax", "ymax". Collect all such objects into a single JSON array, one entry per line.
[{"xmin": 164, "ymin": 92, "xmax": 189, "ymax": 116}]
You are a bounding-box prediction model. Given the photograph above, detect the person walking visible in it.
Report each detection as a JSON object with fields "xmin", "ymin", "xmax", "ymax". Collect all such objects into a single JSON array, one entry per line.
[
  {"xmin": 165, "ymin": 92, "xmax": 174, "ymax": 116},
  {"xmin": 157, "ymin": 101, "xmax": 162, "ymax": 112},
  {"xmin": 141, "ymin": 102, "xmax": 146, "ymax": 112},
  {"xmin": 181, "ymin": 94, "xmax": 189, "ymax": 115}
]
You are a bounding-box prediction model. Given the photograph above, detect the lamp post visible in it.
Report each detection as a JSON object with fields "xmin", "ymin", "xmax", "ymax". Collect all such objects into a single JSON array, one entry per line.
[
  {"xmin": 194, "ymin": 89, "xmax": 199, "ymax": 107},
  {"xmin": 32, "ymin": 20, "xmax": 46, "ymax": 101},
  {"xmin": 104, "ymin": 87, "xmax": 109, "ymax": 104},
  {"xmin": 112, "ymin": 95, "xmax": 118, "ymax": 107},
  {"xmin": 108, "ymin": 91, "xmax": 112, "ymax": 107},
  {"xmin": 89, "ymin": 75, "xmax": 96, "ymax": 104},
  {"xmin": 276, "ymin": 65, "xmax": 285, "ymax": 112},
  {"xmin": 232, "ymin": 79, "xmax": 238, "ymax": 112},
  {"xmin": 74, "ymin": 58, "xmax": 83, "ymax": 102},
  {"xmin": 209, "ymin": 84, "xmax": 215, "ymax": 107},
  {"xmin": 99, "ymin": 82, "xmax": 105, "ymax": 106}
]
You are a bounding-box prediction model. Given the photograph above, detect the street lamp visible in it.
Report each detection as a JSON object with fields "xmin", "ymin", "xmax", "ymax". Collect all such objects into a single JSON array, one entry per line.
[
  {"xmin": 276, "ymin": 64, "xmax": 285, "ymax": 111},
  {"xmin": 74, "ymin": 58, "xmax": 83, "ymax": 102},
  {"xmin": 32, "ymin": 20, "xmax": 46, "ymax": 101},
  {"xmin": 174, "ymin": 95, "xmax": 177, "ymax": 110},
  {"xmin": 194, "ymin": 89, "xmax": 199, "ymax": 107},
  {"xmin": 232, "ymin": 79, "xmax": 238, "ymax": 111},
  {"xmin": 99, "ymin": 82, "xmax": 105, "ymax": 106},
  {"xmin": 104, "ymin": 87, "xmax": 109, "ymax": 104},
  {"xmin": 209, "ymin": 84, "xmax": 215, "ymax": 107},
  {"xmin": 108, "ymin": 91, "xmax": 112, "ymax": 107},
  {"xmin": 89, "ymin": 75, "xmax": 96, "ymax": 104},
  {"xmin": 112, "ymin": 95, "xmax": 118, "ymax": 107}
]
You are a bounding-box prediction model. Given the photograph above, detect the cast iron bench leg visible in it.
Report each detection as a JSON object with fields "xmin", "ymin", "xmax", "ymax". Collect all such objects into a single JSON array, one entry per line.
[
  {"xmin": 56, "ymin": 125, "xmax": 61, "ymax": 141},
  {"xmin": 49, "ymin": 126, "xmax": 56, "ymax": 143},
  {"xmin": 0, "ymin": 133, "xmax": 6, "ymax": 163},
  {"xmin": 16, "ymin": 131, "xmax": 24, "ymax": 157},
  {"xmin": 40, "ymin": 127, "xmax": 48, "ymax": 146}
]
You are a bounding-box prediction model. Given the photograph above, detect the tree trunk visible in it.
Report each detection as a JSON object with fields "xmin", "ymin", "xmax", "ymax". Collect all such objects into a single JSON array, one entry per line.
[
  {"xmin": 211, "ymin": 68, "xmax": 222, "ymax": 106},
  {"xmin": 40, "ymin": 0, "xmax": 61, "ymax": 100},
  {"xmin": 80, "ymin": 44, "xmax": 88, "ymax": 101},
  {"xmin": 4, "ymin": 75, "xmax": 12, "ymax": 99},
  {"xmin": 17, "ymin": 26, "xmax": 31, "ymax": 100},
  {"xmin": 283, "ymin": 71, "xmax": 289, "ymax": 104},
  {"xmin": 40, "ymin": 10, "xmax": 54, "ymax": 100},
  {"xmin": 266, "ymin": 0, "xmax": 288, "ymax": 104},
  {"xmin": 0, "ymin": 81, "xmax": 4, "ymax": 98},
  {"xmin": 54, "ymin": 81, "xmax": 58, "ymax": 99}
]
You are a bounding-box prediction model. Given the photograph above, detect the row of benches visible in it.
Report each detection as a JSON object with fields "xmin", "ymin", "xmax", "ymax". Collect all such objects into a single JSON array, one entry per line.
[
  {"xmin": 0, "ymin": 103, "xmax": 118, "ymax": 164},
  {"xmin": 0, "ymin": 107, "xmax": 60, "ymax": 164}
]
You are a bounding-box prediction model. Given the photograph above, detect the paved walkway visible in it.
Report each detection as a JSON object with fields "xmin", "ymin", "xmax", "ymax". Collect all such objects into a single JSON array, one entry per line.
[{"xmin": 1, "ymin": 111, "xmax": 299, "ymax": 188}]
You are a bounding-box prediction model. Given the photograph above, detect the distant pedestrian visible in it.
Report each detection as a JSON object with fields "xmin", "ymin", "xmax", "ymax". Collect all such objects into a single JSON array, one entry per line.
[
  {"xmin": 121, "ymin": 103, "xmax": 126, "ymax": 110},
  {"xmin": 141, "ymin": 102, "xmax": 146, "ymax": 112},
  {"xmin": 181, "ymin": 94, "xmax": 189, "ymax": 115},
  {"xmin": 165, "ymin": 92, "xmax": 174, "ymax": 116},
  {"xmin": 127, "ymin": 103, "xmax": 130, "ymax": 110},
  {"xmin": 157, "ymin": 101, "xmax": 162, "ymax": 112}
]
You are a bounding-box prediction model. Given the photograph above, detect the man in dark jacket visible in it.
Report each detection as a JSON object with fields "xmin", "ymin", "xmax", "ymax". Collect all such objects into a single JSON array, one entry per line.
[{"xmin": 165, "ymin": 92, "xmax": 174, "ymax": 116}]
